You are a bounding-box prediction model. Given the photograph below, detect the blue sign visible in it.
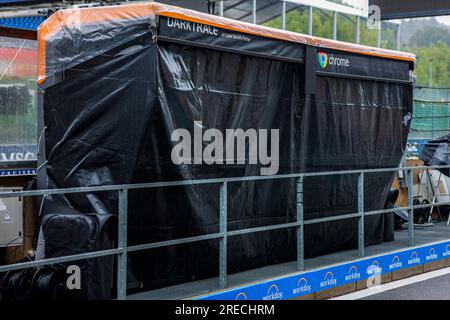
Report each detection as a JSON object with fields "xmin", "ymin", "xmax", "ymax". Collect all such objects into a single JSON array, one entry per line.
[
  {"xmin": 0, "ymin": 144, "xmax": 36, "ymax": 162},
  {"xmin": 0, "ymin": 168, "xmax": 36, "ymax": 176},
  {"xmin": 196, "ymin": 240, "xmax": 450, "ymax": 300},
  {"xmin": 406, "ymin": 138, "xmax": 428, "ymax": 158}
]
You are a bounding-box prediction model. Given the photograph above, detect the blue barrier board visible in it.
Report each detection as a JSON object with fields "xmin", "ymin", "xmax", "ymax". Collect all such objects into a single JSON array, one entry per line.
[{"xmin": 196, "ymin": 239, "xmax": 450, "ymax": 300}]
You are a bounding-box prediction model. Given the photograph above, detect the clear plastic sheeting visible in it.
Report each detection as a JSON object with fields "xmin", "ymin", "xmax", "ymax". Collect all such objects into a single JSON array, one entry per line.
[{"xmin": 0, "ymin": 36, "xmax": 37, "ymax": 162}]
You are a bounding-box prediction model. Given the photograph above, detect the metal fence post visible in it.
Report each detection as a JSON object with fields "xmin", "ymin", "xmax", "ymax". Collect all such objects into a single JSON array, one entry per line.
[
  {"xmin": 219, "ymin": 181, "xmax": 228, "ymax": 289},
  {"xmin": 117, "ymin": 188, "xmax": 128, "ymax": 300},
  {"xmin": 297, "ymin": 176, "xmax": 305, "ymax": 271},
  {"xmin": 377, "ymin": 25, "xmax": 381, "ymax": 47},
  {"xmin": 355, "ymin": 16, "xmax": 360, "ymax": 44},
  {"xmin": 219, "ymin": 0, "xmax": 224, "ymax": 17},
  {"xmin": 252, "ymin": 0, "xmax": 257, "ymax": 24},
  {"xmin": 407, "ymin": 169, "xmax": 414, "ymax": 246},
  {"xmin": 332, "ymin": 11, "xmax": 337, "ymax": 40},
  {"xmin": 281, "ymin": 1, "xmax": 286, "ymax": 30},
  {"xmin": 308, "ymin": 6, "xmax": 313, "ymax": 35},
  {"xmin": 358, "ymin": 172, "xmax": 365, "ymax": 257}
]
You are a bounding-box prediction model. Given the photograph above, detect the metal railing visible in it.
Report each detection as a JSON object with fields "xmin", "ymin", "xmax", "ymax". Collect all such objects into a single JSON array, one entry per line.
[{"xmin": 1, "ymin": 164, "xmax": 450, "ymax": 300}]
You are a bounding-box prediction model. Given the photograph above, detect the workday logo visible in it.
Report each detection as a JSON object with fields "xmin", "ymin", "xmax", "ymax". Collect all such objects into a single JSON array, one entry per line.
[
  {"xmin": 426, "ymin": 248, "xmax": 438, "ymax": 261},
  {"xmin": 345, "ymin": 265, "xmax": 361, "ymax": 281},
  {"xmin": 318, "ymin": 52, "xmax": 328, "ymax": 68},
  {"xmin": 408, "ymin": 251, "xmax": 421, "ymax": 265},
  {"xmin": 293, "ymin": 277, "xmax": 312, "ymax": 295},
  {"xmin": 320, "ymin": 272, "xmax": 337, "ymax": 288},
  {"xmin": 262, "ymin": 284, "xmax": 283, "ymax": 300},
  {"xmin": 388, "ymin": 256, "xmax": 402, "ymax": 270},
  {"xmin": 235, "ymin": 292, "xmax": 248, "ymax": 300},
  {"xmin": 443, "ymin": 245, "xmax": 450, "ymax": 257}
]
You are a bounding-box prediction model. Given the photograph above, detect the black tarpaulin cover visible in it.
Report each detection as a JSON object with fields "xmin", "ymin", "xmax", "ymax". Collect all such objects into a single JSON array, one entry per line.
[
  {"xmin": 420, "ymin": 134, "xmax": 450, "ymax": 176},
  {"xmin": 37, "ymin": 4, "xmax": 414, "ymax": 292}
]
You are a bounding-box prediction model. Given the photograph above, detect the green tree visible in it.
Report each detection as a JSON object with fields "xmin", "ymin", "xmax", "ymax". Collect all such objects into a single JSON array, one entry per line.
[
  {"xmin": 263, "ymin": 9, "xmax": 450, "ymax": 88},
  {"xmin": 263, "ymin": 9, "xmax": 395, "ymax": 49},
  {"xmin": 411, "ymin": 43, "xmax": 450, "ymax": 88}
]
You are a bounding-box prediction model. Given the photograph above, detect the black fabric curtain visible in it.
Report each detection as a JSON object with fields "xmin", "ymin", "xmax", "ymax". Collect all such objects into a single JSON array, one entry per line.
[{"xmin": 41, "ymin": 36, "xmax": 412, "ymax": 290}]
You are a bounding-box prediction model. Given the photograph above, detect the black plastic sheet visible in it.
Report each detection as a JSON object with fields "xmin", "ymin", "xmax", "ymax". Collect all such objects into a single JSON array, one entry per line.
[
  {"xmin": 38, "ymin": 14, "xmax": 413, "ymax": 292},
  {"xmin": 420, "ymin": 134, "xmax": 450, "ymax": 176}
]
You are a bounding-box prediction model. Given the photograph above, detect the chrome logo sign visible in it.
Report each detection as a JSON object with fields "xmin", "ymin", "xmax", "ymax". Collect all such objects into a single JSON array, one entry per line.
[
  {"xmin": 318, "ymin": 52, "xmax": 350, "ymax": 68},
  {"xmin": 318, "ymin": 52, "xmax": 328, "ymax": 68}
]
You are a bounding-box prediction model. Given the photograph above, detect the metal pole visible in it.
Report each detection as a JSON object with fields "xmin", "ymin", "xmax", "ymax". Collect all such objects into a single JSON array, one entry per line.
[
  {"xmin": 429, "ymin": 60, "xmax": 433, "ymax": 88},
  {"xmin": 377, "ymin": 24, "xmax": 381, "ymax": 47},
  {"xmin": 407, "ymin": 169, "xmax": 414, "ymax": 246},
  {"xmin": 355, "ymin": 16, "xmax": 360, "ymax": 44},
  {"xmin": 296, "ymin": 176, "xmax": 304, "ymax": 271},
  {"xmin": 281, "ymin": 0, "xmax": 286, "ymax": 30},
  {"xmin": 117, "ymin": 188, "xmax": 128, "ymax": 300},
  {"xmin": 333, "ymin": 11, "xmax": 337, "ymax": 40},
  {"xmin": 358, "ymin": 172, "xmax": 365, "ymax": 257},
  {"xmin": 396, "ymin": 23, "xmax": 401, "ymax": 50},
  {"xmin": 219, "ymin": 0, "xmax": 224, "ymax": 17},
  {"xmin": 252, "ymin": 0, "xmax": 257, "ymax": 24},
  {"xmin": 219, "ymin": 181, "xmax": 228, "ymax": 289},
  {"xmin": 308, "ymin": 6, "xmax": 313, "ymax": 35},
  {"xmin": 431, "ymin": 96, "xmax": 435, "ymax": 138}
]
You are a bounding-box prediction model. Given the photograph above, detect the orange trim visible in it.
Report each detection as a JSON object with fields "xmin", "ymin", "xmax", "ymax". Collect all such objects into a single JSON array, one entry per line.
[
  {"xmin": 37, "ymin": 4, "xmax": 152, "ymax": 84},
  {"xmin": 37, "ymin": 2, "xmax": 415, "ymax": 85},
  {"xmin": 151, "ymin": 3, "xmax": 415, "ymax": 62}
]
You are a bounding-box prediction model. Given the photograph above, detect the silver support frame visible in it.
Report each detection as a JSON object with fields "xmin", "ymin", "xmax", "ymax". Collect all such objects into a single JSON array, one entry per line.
[
  {"xmin": 117, "ymin": 188, "xmax": 128, "ymax": 300},
  {"xmin": 407, "ymin": 169, "xmax": 414, "ymax": 246},
  {"xmin": 219, "ymin": 0, "xmax": 224, "ymax": 17},
  {"xmin": 429, "ymin": 60, "xmax": 433, "ymax": 88},
  {"xmin": 308, "ymin": 6, "xmax": 313, "ymax": 35},
  {"xmin": 4, "ymin": 163, "xmax": 450, "ymax": 292},
  {"xmin": 396, "ymin": 23, "xmax": 401, "ymax": 50},
  {"xmin": 355, "ymin": 16, "xmax": 360, "ymax": 44},
  {"xmin": 252, "ymin": 0, "xmax": 257, "ymax": 24},
  {"xmin": 296, "ymin": 176, "xmax": 304, "ymax": 271},
  {"xmin": 332, "ymin": 11, "xmax": 337, "ymax": 40},
  {"xmin": 358, "ymin": 172, "xmax": 365, "ymax": 257},
  {"xmin": 219, "ymin": 181, "xmax": 228, "ymax": 289},
  {"xmin": 377, "ymin": 25, "xmax": 381, "ymax": 47},
  {"xmin": 281, "ymin": 0, "xmax": 286, "ymax": 30}
]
